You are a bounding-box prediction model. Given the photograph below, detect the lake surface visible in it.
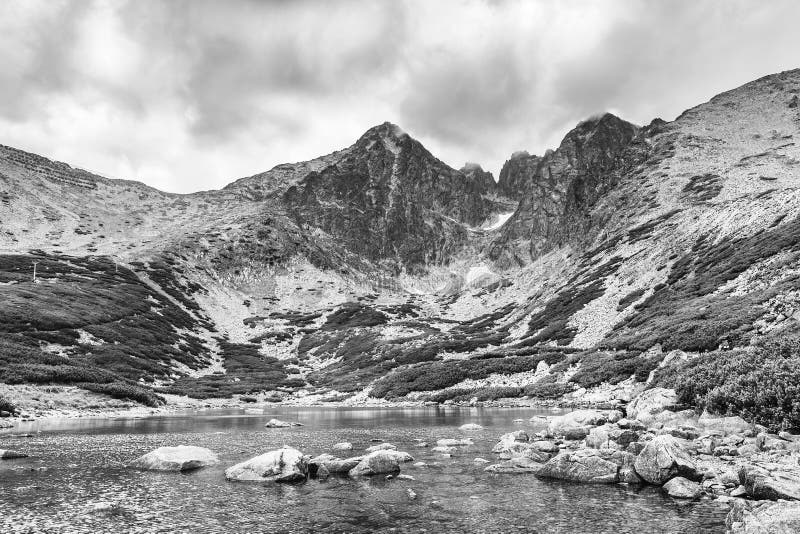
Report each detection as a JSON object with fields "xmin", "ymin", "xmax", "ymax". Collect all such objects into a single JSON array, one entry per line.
[{"xmin": 0, "ymin": 407, "xmax": 728, "ymax": 533}]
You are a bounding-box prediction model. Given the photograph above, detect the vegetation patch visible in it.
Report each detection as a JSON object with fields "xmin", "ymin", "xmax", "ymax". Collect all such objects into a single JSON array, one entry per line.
[
  {"xmin": 682, "ymin": 173, "xmax": 722, "ymax": 201},
  {"xmin": 652, "ymin": 333, "xmax": 800, "ymax": 432}
]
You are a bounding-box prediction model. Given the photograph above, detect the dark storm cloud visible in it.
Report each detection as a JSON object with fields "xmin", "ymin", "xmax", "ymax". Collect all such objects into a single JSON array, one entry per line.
[{"xmin": 1, "ymin": 0, "xmax": 799, "ymax": 192}]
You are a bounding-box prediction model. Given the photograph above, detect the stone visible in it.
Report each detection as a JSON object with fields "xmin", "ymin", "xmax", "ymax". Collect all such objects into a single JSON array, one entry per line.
[
  {"xmin": 495, "ymin": 442, "xmax": 550, "ymax": 462},
  {"xmin": 617, "ymin": 418, "xmax": 646, "ymax": 431},
  {"xmin": 626, "ymin": 388, "xmax": 679, "ymax": 425},
  {"xmin": 738, "ymin": 444, "xmax": 759, "ymax": 457},
  {"xmin": 727, "ymin": 500, "xmax": 800, "ymax": 534},
  {"xmin": 129, "ymin": 446, "xmax": 218, "ymax": 472},
  {"xmin": 0, "ymin": 449, "xmax": 28, "ymax": 460},
  {"xmin": 536, "ymin": 449, "xmax": 639, "ymax": 484},
  {"xmin": 757, "ymin": 432, "xmax": 789, "ymax": 451},
  {"xmin": 485, "ymin": 457, "xmax": 544, "ymax": 474},
  {"xmin": 331, "ymin": 442, "xmax": 353, "ymax": 452},
  {"xmin": 459, "ymin": 423, "xmax": 483, "ymax": 431},
  {"xmin": 264, "ymin": 418, "xmax": 302, "ymax": 428},
  {"xmin": 739, "ymin": 464, "xmax": 800, "ymax": 500},
  {"xmin": 548, "ymin": 410, "xmax": 609, "ymax": 438},
  {"xmin": 626, "ymin": 442, "xmax": 646, "ymax": 455},
  {"xmin": 225, "ymin": 446, "xmax": 308, "ymax": 483},
  {"xmin": 730, "ymin": 485, "xmax": 747, "ymax": 498},
  {"xmin": 498, "ymin": 430, "xmax": 529, "ymax": 443},
  {"xmin": 698, "ymin": 412, "xmax": 751, "ymax": 436},
  {"xmin": 321, "ymin": 456, "xmax": 364, "ymax": 474},
  {"xmin": 349, "ymin": 450, "xmax": 411, "ymax": 477},
  {"xmin": 436, "ymin": 438, "xmax": 472, "ymax": 447},
  {"xmin": 662, "ymin": 477, "xmax": 702, "ymax": 499},
  {"xmin": 407, "ymin": 489, "xmax": 417, "ymax": 500},
  {"xmin": 432, "ymin": 446, "xmax": 457, "ymax": 454},
  {"xmin": 397, "ymin": 474, "xmax": 415, "ymax": 480},
  {"xmin": 474, "ymin": 457, "xmax": 490, "ymax": 464},
  {"xmin": 316, "ymin": 464, "xmax": 330, "ymax": 480},
  {"xmin": 366, "ymin": 443, "xmax": 397, "ymax": 453},
  {"xmin": 633, "ymin": 435, "xmax": 698, "ymax": 485},
  {"xmin": 532, "ymin": 440, "xmax": 558, "ymax": 453}
]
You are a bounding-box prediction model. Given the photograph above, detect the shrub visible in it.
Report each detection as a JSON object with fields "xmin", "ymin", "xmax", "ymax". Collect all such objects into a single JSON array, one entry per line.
[
  {"xmin": 523, "ymin": 382, "xmax": 575, "ymax": 399},
  {"xmin": 0, "ymin": 395, "xmax": 17, "ymax": 414},
  {"xmin": 652, "ymin": 333, "xmax": 800, "ymax": 431}
]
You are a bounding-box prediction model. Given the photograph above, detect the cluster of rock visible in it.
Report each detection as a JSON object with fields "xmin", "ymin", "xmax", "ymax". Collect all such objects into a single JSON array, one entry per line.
[
  {"xmin": 483, "ymin": 388, "xmax": 800, "ymax": 532},
  {"xmin": 127, "ymin": 441, "xmax": 416, "ymax": 486}
]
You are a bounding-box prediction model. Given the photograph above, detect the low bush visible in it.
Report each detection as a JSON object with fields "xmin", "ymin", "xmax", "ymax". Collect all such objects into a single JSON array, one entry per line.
[
  {"xmin": 523, "ymin": 381, "xmax": 575, "ymax": 399},
  {"xmin": 652, "ymin": 333, "xmax": 800, "ymax": 431},
  {"xmin": 0, "ymin": 395, "xmax": 17, "ymax": 414},
  {"xmin": 424, "ymin": 386, "xmax": 523, "ymax": 403},
  {"xmin": 569, "ymin": 350, "xmax": 661, "ymax": 388}
]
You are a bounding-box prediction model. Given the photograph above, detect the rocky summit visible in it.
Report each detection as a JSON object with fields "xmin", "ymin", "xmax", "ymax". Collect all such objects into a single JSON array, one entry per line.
[{"xmin": 2, "ymin": 69, "xmax": 800, "ymax": 449}]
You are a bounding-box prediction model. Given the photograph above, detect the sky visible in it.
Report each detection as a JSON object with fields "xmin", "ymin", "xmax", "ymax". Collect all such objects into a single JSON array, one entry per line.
[{"xmin": 2, "ymin": 0, "xmax": 800, "ymax": 193}]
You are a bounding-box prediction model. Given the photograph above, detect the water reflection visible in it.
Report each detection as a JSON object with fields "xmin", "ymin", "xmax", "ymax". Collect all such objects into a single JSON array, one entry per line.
[{"xmin": 0, "ymin": 407, "xmax": 728, "ymax": 533}]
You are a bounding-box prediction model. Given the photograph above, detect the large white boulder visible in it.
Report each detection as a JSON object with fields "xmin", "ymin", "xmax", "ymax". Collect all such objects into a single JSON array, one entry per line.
[
  {"xmin": 348, "ymin": 449, "xmax": 413, "ymax": 477},
  {"xmin": 129, "ymin": 446, "xmax": 218, "ymax": 472},
  {"xmin": 633, "ymin": 435, "xmax": 698, "ymax": 485},
  {"xmin": 225, "ymin": 446, "xmax": 307, "ymax": 483},
  {"xmin": 626, "ymin": 388, "xmax": 678, "ymax": 425}
]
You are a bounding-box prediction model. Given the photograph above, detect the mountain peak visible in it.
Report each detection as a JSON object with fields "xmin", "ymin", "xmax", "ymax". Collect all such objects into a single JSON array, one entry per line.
[{"xmin": 360, "ymin": 121, "xmax": 409, "ymax": 142}]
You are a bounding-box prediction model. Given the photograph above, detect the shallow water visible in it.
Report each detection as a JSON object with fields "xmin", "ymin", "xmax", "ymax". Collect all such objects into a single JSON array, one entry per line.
[{"xmin": 0, "ymin": 407, "xmax": 728, "ymax": 533}]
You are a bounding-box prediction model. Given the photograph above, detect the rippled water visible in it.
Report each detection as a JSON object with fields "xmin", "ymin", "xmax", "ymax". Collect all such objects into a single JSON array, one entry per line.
[{"xmin": 0, "ymin": 407, "xmax": 728, "ymax": 533}]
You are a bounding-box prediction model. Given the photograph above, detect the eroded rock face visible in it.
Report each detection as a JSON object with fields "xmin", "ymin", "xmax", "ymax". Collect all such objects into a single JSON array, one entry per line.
[
  {"xmin": 633, "ymin": 435, "xmax": 698, "ymax": 485},
  {"xmin": 129, "ymin": 446, "xmax": 219, "ymax": 472},
  {"xmin": 727, "ymin": 500, "xmax": 800, "ymax": 534},
  {"xmin": 225, "ymin": 446, "xmax": 308, "ymax": 483}
]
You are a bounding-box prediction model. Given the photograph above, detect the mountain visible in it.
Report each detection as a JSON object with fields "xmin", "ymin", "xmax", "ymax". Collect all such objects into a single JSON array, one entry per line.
[{"xmin": 2, "ymin": 69, "xmax": 800, "ymax": 431}]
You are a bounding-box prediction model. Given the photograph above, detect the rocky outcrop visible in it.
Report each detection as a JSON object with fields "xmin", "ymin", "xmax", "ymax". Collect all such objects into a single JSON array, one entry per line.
[
  {"xmin": 489, "ymin": 113, "xmax": 639, "ymax": 265},
  {"xmin": 225, "ymin": 446, "xmax": 308, "ymax": 483},
  {"xmin": 727, "ymin": 500, "xmax": 800, "ymax": 534},
  {"xmin": 633, "ymin": 435, "xmax": 698, "ymax": 485},
  {"xmin": 129, "ymin": 446, "xmax": 218, "ymax": 472}
]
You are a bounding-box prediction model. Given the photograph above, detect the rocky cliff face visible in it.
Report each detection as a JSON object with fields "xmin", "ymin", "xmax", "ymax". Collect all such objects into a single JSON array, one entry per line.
[
  {"xmin": 496, "ymin": 151, "xmax": 541, "ymax": 199},
  {"xmin": 489, "ymin": 113, "xmax": 639, "ymax": 266}
]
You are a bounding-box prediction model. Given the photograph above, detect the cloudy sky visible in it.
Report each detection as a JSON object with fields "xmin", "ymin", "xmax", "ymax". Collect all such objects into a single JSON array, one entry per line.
[{"xmin": 2, "ymin": 0, "xmax": 799, "ymax": 193}]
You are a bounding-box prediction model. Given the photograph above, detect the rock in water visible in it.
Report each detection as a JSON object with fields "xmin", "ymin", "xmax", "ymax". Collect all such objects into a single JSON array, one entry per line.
[
  {"xmin": 459, "ymin": 423, "xmax": 483, "ymax": 431},
  {"xmin": 0, "ymin": 449, "xmax": 28, "ymax": 460},
  {"xmin": 349, "ymin": 450, "xmax": 411, "ymax": 477},
  {"xmin": 536, "ymin": 449, "xmax": 638, "ymax": 484},
  {"xmin": 548, "ymin": 410, "xmax": 608, "ymax": 439},
  {"xmin": 366, "ymin": 443, "xmax": 397, "ymax": 453},
  {"xmin": 331, "ymin": 442, "xmax": 353, "ymax": 452},
  {"xmin": 633, "ymin": 435, "xmax": 698, "ymax": 485},
  {"xmin": 485, "ymin": 457, "xmax": 544, "ymax": 474},
  {"xmin": 727, "ymin": 500, "xmax": 800, "ymax": 534},
  {"xmin": 662, "ymin": 477, "xmax": 701, "ymax": 499},
  {"xmin": 129, "ymin": 446, "xmax": 218, "ymax": 472},
  {"xmin": 264, "ymin": 418, "xmax": 302, "ymax": 428},
  {"xmin": 225, "ymin": 446, "xmax": 308, "ymax": 483},
  {"xmin": 436, "ymin": 438, "xmax": 473, "ymax": 447}
]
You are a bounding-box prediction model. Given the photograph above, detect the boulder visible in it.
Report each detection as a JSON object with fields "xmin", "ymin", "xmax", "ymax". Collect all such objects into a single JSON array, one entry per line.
[
  {"xmin": 485, "ymin": 457, "xmax": 544, "ymax": 474},
  {"xmin": 727, "ymin": 500, "xmax": 800, "ymax": 534},
  {"xmin": 366, "ymin": 443, "xmax": 397, "ymax": 453},
  {"xmin": 432, "ymin": 446, "xmax": 457, "ymax": 454},
  {"xmin": 459, "ymin": 423, "xmax": 483, "ymax": 431},
  {"xmin": 548, "ymin": 410, "xmax": 609, "ymax": 438},
  {"xmin": 532, "ymin": 440, "xmax": 558, "ymax": 453},
  {"xmin": 264, "ymin": 418, "xmax": 302, "ymax": 428},
  {"xmin": 0, "ymin": 449, "xmax": 28, "ymax": 460},
  {"xmin": 662, "ymin": 477, "xmax": 701, "ymax": 499},
  {"xmin": 536, "ymin": 449, "xmax": 640, "ymax": 484},
  {"xmin": 498, "ymin": 430, "xmax": 529, "ymax": 443},
  {"xmin": 129, "ymin": 446, "xmax": 218, "ymax": 472},
  {"xmin": 225, "ymin": 446, "xmax": 308, "ymax": 483},
  {"xmin": 585, "ymin": 424, "xmax": 637, "ymax": 449},
  {"xmin": 436, "ymin": 438, "xmax": 472, "ymax": 447},
  {"xmin": 698, "ymin": 412, "xmax": 752, "ymax": 436},
  {"xmin": 349, "ymin": 450, "xmax": 410, "ymax": 476},
  {"xmin": 331, "ymin": 442, "xmax": 353, "ymax": 452},
  {"xmin": 324, "ymin": 456, "xmax": 364, "ymax": 474},
  {"xmin": 495, "ymin": 442, "xmax": 550, "ymax": 462},
  {"xmin": 626, "ymin": 388, "xmax": 678, "ymax": 425},
  {"xmin": 633, "ymin": 435, "xmax": 698, "ymax": 485},
  {"xmin": 739, "ymin": 464, "xmax": 800, "ymax": 500}
]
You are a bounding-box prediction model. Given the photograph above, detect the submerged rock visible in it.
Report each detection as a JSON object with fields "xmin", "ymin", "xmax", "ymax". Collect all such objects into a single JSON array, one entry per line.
[
  {"xmin": 129, "ymin": 446, "xmax": 218, "ymax": 472},
  {"xmin": 436, "ymin": 438, "xmax": 473, "ymax": 447},
  {"xmin": 485, "ymin": 457, "xmax": 544, "ymax": 474},
  {"xmin": 727, "ymin": 500, "xmax": 800, "ymax": 533},
  {"xmin": 0, "ymin": 449, "xmax": 28, "ymax": 460},
  {"xmin": 662, "ymin": 477, "xmax": 702, "ymax": 499},
  {"xmin": 264, "ymin": 418, "xmax": 303, "ymax": 428},
  {"xmin": 366, "ymin": 443, "xmax": 397, "ymax": 453},
  {"xmin": 459, "ymin": 423, "xmax": 483, "ymax": 431},
  {"xmin": 633, "ymin": 435, "xmax": 698, "ymax": 485},
  {"xmin": 225, "ymin": 446, "xmax": 308, "ymax": 483}
]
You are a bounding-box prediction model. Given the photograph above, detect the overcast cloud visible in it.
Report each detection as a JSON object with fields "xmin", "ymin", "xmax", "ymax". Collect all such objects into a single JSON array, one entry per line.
[{"xmin": 1, "ymin": 0, "xmax": 799, "ymax": 193}]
